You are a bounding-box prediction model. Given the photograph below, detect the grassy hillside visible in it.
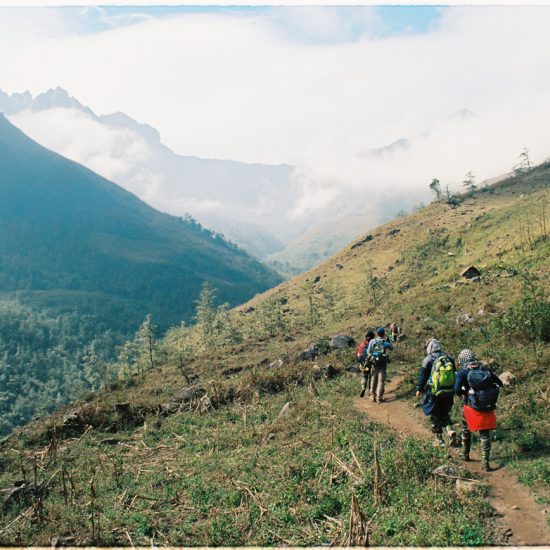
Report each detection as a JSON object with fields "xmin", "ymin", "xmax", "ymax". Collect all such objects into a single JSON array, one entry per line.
[{"xmin": 0, "ymin": 164, "xmax": 548, "ymax": 545}]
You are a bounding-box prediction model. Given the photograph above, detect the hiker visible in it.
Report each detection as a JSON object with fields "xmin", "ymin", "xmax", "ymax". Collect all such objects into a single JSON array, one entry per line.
[
  {"xmin": 415, "ymin": 338, "xmax": 458, "ymax": 447},
  {"xmin": 390, "ymin": 321, "xmax": 401, "ymax": 343},
  {"xmin": 455, "ymin": 349, "xmax": 503, "ymax": 471},
  {"xmin": 366, "ymin": 327, "xmax": 393, "ymax": 403},
  {"xmin": 358, "ymin": 329, "xmax": 376, "ymax": 398}
]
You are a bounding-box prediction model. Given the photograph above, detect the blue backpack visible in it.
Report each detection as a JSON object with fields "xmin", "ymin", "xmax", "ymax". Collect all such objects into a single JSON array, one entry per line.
[{"xmin": 467, "ymin": 366, "xmax": 499, "ymax": 411}]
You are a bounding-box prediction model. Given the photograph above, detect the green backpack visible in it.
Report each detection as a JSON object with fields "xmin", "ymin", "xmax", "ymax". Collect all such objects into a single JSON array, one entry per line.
[{"xmin": 430, "ymin": 354, "xmax": 456, "ymax": 396}]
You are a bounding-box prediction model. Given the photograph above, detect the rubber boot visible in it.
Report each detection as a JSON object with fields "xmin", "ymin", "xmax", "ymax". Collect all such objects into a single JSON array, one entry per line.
[
  {"xmin": 462, "ymin": 431, "xmax": 471, "ymax": 461},
  {"xmin": 480, "ymin": 431, "xmax": 492, "ymax": 471}
]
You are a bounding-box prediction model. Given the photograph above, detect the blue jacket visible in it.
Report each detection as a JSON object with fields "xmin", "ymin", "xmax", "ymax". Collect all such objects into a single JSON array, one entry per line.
[{"xmin": 454, "ymin": 365, "xmax": 503, "ymax": 404}]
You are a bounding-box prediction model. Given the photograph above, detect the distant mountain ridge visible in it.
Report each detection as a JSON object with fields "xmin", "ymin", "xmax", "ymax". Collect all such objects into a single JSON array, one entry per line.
[{"xmin": 0, "ymin": 113, "xmax": 282, "ymax": 331}]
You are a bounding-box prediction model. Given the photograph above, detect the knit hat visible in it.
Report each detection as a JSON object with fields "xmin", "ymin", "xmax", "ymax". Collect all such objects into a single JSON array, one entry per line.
[
  {"xmin": 426, "ymin": 338, "xmax": 441, "ymax": 355},
  {"xmin": 376, "ymin": 327, "xmax": 385, "ymax": 337},
  {"xmin": 458, "ymin": 348, "xmax": 476, "ymax": 367}
]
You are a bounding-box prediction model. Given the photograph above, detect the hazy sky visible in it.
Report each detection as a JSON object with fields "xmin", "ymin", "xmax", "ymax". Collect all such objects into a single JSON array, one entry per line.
[{"xmin": 1, "ymin": 5, "xmax": 550, "ymax": 201}]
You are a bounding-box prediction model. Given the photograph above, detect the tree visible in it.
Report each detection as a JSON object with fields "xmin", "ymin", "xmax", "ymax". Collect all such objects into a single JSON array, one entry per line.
[
  {"xmin": 195, "ymin": 282, "xmax": 217, "ymax": 345},
  {"xmin": 519, "ymin": 147, "xmax": 532, "ymax": 172},
  {"xmin": 462, "ymin": 171, "xmax": 477, "ymax": 191},
  {"xmin": 135, "ymin": 314, "xmax": 157, "ymax": 375},
  {"xmin": 429, "ymin": 178, "xmax": 442, "ymax": 202}
]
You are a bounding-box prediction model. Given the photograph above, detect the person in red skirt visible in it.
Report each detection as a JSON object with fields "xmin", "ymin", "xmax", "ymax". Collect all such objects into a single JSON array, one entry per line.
[{"xmin": 454, "ymin": 349, "xmax": 503, "ymax": 471}]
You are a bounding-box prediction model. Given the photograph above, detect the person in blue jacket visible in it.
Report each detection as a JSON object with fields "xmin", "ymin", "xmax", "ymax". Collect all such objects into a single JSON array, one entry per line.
[
  {"xmin": 415, "ymin": 338, "xmax": 458, "ymax": 447},
  {"xmin": 366, "ymin": 327, "xmax": 393, "ymax": 403}
]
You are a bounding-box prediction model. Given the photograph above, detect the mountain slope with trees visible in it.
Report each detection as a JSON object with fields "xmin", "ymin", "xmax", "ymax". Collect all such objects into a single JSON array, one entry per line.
[
  {"xmin": 0, "ymin": 161, "xmax": 548, "ymax": 545},
  {"xmin": 0, "ymin": 114, "xmax": 281, "ymax": 435}
]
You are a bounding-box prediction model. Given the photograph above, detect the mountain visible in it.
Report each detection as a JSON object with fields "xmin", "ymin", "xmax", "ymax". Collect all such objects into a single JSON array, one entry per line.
[
  {"xmin": 1, "ymin": 161, "xmax": 548, "ymax": 545},
  {"xmin": 1, "ymin": 88, "xmax": 299, "ymax": 258},
  {"xmin": 1, "ymin": 88, "xmax": 418, "ymax": 274},
  {"xmin": 0, "ymin": 113, "xmax": 282, "ymax": 330}
]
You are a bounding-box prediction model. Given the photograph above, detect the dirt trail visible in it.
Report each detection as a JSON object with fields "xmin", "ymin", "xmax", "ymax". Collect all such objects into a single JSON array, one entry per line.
[{"xmin": 354, "ymin": 375, "xmax": 550, "ymax": 546}]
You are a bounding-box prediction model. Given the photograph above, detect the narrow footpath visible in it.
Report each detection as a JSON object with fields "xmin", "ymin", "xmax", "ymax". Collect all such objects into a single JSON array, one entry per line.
[{"xmin": 354, "ymin": 375, "xmax": 550, "ymax": 546}]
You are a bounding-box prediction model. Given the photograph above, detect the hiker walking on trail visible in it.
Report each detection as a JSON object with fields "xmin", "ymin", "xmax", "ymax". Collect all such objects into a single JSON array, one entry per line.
[
  {"xmin": 358, "ymin": 329, "xmax": 376, "ymax": 398},
  {"xmin": 367, "ymin": 327, "xmax": 393, "ymax": 403},
  {"xmin": 455, "ymin": 349, "xmax": 503, "ymax": 471},
  {"xmin": 416, "ymin": 338, "xmax": 458, "ymax": 447},
  {"xmin": 390, "ymin": 321, "xmax": 401, "ymax": 343}
]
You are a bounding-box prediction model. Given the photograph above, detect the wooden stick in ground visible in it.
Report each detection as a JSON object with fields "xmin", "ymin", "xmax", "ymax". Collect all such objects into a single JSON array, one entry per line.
[
  {"xmin": 343, "ymin": 492, "xmax": 369, "ymax": 547},
  {"xmin": 373, "ymin": 442, "xmax": 382, "ymax": 507}
]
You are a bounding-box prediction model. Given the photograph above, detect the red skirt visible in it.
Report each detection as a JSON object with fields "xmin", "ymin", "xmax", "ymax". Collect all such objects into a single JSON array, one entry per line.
[{"xmin": 463, "ymin": 405, "xmax": 497, "ymax": 431}]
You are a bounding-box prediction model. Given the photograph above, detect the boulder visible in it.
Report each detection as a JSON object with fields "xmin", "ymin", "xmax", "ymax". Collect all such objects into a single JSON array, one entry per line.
[
  {"xmin": 499, "ymin": 371, "xmax": 516, "ymax": 386},
  {"xmin": 269, "ymin": 359, "xmax": 284, "ymax": 369},
  {"xmin": 312, "ymin": 364, "xmax": 337, "ymax": 380},
  {"xmin": 456, "ymin": 313, "xmax": 474, "ymax": 325},
  {"xmin": 329, "ymin": 334, "xmax": 356, "ymax": 349},
  {"xmin": 300, "ymin": 343, "xmax": 320, "ymax": 361},
  {"xmin": 335, "ymin": 263, "xmax": 344, "ymax": 270},
  {"xmin": 171, "ymin": 385, "xmax": 207, "ymax": 404}
]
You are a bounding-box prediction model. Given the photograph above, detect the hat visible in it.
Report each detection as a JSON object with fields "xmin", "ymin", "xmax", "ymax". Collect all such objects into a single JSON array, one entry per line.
[
  {"xmin": 426, "ymin": 338, "xmax": 441, "ymax": 355},
  {"xmin": 376, "ymin": 327, "xmax": 385, "ymax": 337},
  {"xmin": 458, "ymin": 348, "xmax": 476, "ymax": 367}
]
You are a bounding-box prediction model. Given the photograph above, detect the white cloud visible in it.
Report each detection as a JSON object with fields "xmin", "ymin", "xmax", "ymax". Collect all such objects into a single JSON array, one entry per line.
[{"xmin": 1, "ymin": 6, "xmax": 550, "ymax": 216}]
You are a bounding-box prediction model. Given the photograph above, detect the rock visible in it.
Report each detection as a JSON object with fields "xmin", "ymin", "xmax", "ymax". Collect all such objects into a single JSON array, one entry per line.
[
  {"xmin": 312, "ymin": 364, "xmax": 337, "ymax": 380},
  {"xmin": 62, "ymin": 412, "xmax": 80, "ymax": 425},
  {"xmin": 461, "ymin": 265, "xmax": 481, "ymax": 279},
  {"xmin": 160, "ymin": 401, "xmax": 180, "ymax": 416},
  {"xmin": 499, "ymin": 371, "xmax": 516, "ymax": 386},
  {"xmin": 300, "ymin": 343, "xmax": 320, "ymax": 361},
  {"xmin": 313, "ymin": 275, "xmax": 321, "ymax": 284},
  {"xmin": 222, "ymin": 366, "xmax": 242, "ymax": 377},
  {"xmin": 171, "ymin": 385, "xmax": 207, "ymax": 404},
  {"xmin": 456, "ymin": 313, "xmax": 474, "ymax": 325},
  {"xmin": 335, "ymin": 263, "xmax": 344, "ymax": 270},
  {"xmin": 456, "ymin": 479, "xmax": 481, "ymax": 496},
  {"xmin": 387, "ymin": 228, "xmax": 400, "ymax": 237},
  {"xmin": 351, "ymin": 234, "xmax": 373, "ymax": 249},
  {"xmin": 433, "ymin": 464, "xmax": 460, "ymax": 477},
  {"xmin": 278, "ymin": 297, "xmax": 288, "ymax": 305},
  {"xmin": 51, "ymin": 536, "xmax": 76, "ymax": 548},
  {"xmin": 277, "ymin": 401, "xmax": 293, "ymax": 419},
  {"xmin": 346, "ymin": 364, "xmax": 360, "ymax": 373},
  {"xmin": 511, "ymin": 505, "xmax": 520, "ymax": 510},
  {"xmin": 240, "ymin": 306, "xmax": 255, "ymax": 314},
  {"xmin": 448, "ymin": 252, "xmax": 456, "ymax": 256},
  {"xmin": 329, "ymin": 334, "xmax": 356, "ymax": 349},
  {"xmin": 269, "ymin": 359, "xmax": 284, "ymax": 369}
]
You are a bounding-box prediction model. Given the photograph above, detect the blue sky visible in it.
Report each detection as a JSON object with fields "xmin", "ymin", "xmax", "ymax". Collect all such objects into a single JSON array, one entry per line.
[{"xmin": 76, "ymin": 5, "xmax": 445, "ymax": 41}]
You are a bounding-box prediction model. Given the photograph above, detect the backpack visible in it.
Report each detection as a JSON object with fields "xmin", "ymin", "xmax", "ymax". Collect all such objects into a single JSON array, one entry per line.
[
  {"xmin": 369, "ymin": 340, "xmax": 388, "ymax": 367},
  {"xmin": 467, "ymin": 366, "xmax": 499, "ymax": 411},
  {"xmin": 430, "ymin": 354, "xmax": 456, "ymax": 397}
]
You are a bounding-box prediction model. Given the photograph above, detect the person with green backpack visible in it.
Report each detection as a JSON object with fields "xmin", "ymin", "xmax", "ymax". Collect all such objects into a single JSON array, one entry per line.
[
  {"xmin": 454, "ymin": 349, "xmax": 503, "ymax": 471},
  {"xmin": 415, "ymin": 338, "xmax": 458, "ymax": 447}
]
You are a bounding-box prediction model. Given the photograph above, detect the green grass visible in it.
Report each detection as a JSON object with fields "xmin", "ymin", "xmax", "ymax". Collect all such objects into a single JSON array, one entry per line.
[{"xmin": 1, "ymin": 163, "xmax": 549, "ymax": 545}]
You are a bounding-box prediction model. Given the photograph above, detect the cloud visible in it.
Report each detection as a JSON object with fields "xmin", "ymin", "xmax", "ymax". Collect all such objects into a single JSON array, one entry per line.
[{"xmin": 1, "ymin": 6, "xmax": 550, "ymax": 220}]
